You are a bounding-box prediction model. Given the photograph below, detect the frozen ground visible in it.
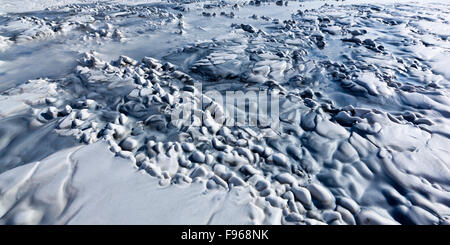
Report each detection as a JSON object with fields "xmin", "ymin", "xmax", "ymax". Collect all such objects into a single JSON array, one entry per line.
[{"xmin": 0, "ymin": 0, "xmax": 449, "ymax": 225}]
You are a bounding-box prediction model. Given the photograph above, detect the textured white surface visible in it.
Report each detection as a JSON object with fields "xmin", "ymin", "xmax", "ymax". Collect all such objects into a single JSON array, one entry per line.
[{"xmin": 0, "ymin": 0, "xmax": 449, "ymax": 225}]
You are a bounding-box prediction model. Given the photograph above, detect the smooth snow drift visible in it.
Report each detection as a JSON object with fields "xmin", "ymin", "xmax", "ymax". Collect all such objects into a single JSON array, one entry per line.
[{"xmin": 0, "ymin": 0, "xmax": 449, "ymax": 225}]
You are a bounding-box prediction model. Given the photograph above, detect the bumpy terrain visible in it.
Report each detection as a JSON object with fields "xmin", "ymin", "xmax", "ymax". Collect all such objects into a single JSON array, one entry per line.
[{"xmin": 0, "ymin": 0, "xmax": 449, "ymax": 225}]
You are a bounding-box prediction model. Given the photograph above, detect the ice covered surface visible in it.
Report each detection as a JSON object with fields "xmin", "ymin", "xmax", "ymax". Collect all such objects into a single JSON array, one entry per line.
[
  {"xmin": 0, "ymin": 141, "xmax": 269, "ymax": 224},
  {"xmin": 0, "ymin": 0, "xmax": 163, "ymax": 15},
  {"xmin": 0, "ymin": 0, "xmax": 450, "ymax": 225}
]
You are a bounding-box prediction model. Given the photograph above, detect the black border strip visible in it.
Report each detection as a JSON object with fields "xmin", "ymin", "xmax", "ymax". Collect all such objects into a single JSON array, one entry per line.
[{"xmin": 0, "ymin": 225, "xmax": 447, "ymax": 243}]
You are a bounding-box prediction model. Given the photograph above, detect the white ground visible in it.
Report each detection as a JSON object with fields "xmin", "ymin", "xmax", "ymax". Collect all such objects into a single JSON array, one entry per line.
[
  {"xmin": 0, "ymin": 141, "xmax": 269, "ymax": 224},
  {"xmin": 0, "ymin": 0, "xmax": 449, "ymax": 225}
]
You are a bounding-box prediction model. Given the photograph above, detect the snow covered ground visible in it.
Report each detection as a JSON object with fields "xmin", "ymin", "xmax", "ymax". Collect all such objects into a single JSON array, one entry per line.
[{"xmin": 0, "ymin": 0, "xmax": 449, "ymax": 225}]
